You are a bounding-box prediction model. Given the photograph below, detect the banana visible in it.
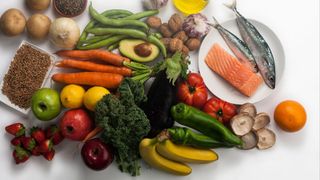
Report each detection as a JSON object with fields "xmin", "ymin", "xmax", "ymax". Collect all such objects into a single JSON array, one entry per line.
[
  {"xmin": 139, "ymin": 138, "xmax": 192, "ymax": 176},
  {"xmin": 156, "ymin": 139, "xmax": 218, "ymax": 164}
]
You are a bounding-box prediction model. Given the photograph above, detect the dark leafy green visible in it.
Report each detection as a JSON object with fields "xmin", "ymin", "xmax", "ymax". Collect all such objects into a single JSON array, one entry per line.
[{"xmin": 95, "ymin": 78, "xmax": 150, "ymax": 176}]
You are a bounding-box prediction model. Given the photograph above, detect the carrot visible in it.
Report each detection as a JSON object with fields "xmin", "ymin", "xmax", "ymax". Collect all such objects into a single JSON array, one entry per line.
[
  {"xmin": 52, "ymin": 72, "xmax": 123, "ymax": 89},
  {"xmin": 55, "ymin": 49, "xmax": 130, "ymax": 67},
  {"xmin": 56, "ymin": 59, "xmax": 132, "ymax": 76},
  {"xmin": 82, "ymin": 127, "xmax": 103, "ymax": 143}
]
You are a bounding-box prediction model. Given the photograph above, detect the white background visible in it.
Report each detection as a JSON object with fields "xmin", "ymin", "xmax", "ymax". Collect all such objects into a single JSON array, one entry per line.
[{"xmin": 0, "ymin": 0, "xmax": 319, "ymax": 180}]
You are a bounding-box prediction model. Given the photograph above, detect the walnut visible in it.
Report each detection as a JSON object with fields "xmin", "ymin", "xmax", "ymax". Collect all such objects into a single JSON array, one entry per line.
[
  {"xmin": 173, "ymin": 31, "xmax": 188, "ymax": 43},
  {"xmin": 181, "ymin": 45, "xmax": 190, "ymax": 57},
  {"xmin": 186, "ymin": 38, "xmax": 201, "ymax": 51},
  {"xmin": 161, "ymin": 38, "xmax": 172, "ymax": 49},
  {"xmin": 169, "ymin": 38, "xmax": 183, "ymax": 52},
  {"xmin": 146, "ymin": 16, "xmax": 162, "ymax": 29},
  {"xmin": 159, "ymin": 23, "xmax": 173, "ymax": 38},
  {"xmin": 168, "ymin": 13, "xmax": 183, "ymax": 33}
]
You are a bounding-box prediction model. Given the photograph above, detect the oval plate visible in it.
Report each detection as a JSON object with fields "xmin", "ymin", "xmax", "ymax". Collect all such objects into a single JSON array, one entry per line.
[{"xmin": 198, "ymin": 19, "xmax": 285, "ymax": 104}]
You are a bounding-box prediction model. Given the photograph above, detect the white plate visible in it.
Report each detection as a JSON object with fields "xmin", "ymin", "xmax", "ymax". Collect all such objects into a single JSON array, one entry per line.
[
  {"xmin": 0, "ymin": 41, "xmax": 57, "ymax": 115},
  {"xmin": 198, "ymin": 19, "xmax": 285, "ymax": 104}
]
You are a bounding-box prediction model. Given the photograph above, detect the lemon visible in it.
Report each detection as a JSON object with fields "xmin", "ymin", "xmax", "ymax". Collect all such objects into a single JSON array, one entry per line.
[
  {"xmin": 60, "ymin": 84, "xmax": 85, "ymax": 109},
  {"xmin": 83, "ymin": 86, "xmax": 110, "ymax": 111}
]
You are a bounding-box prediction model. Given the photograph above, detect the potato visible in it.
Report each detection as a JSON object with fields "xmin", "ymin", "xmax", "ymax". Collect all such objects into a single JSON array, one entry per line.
[
  {"xmin": 26, "ymin": 0, "xmax": 51, "ymax": 11},
  {"xmin": 26, "ymin": 14, "xmax": 51, "ymax": 39},
  {"xmin": 0, "ymin": 9, "xmax": 26, "ymax": 36}
]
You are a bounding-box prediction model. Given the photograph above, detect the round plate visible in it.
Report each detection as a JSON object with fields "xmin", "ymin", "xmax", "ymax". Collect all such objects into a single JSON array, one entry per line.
[{"xmin": 198, "ymin": 19, "xmax": 285, "ymax": 104}]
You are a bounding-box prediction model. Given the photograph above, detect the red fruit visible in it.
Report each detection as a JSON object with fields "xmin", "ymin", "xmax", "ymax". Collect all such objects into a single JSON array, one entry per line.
[
  {"xmin": 21, "ymin": 137, "xmax": 36, "ymax": 151},
  {"xmin": 30, "ymin": 127, "xmax": 46, "ymax": 144},
  {"xmin": 11, "ymin": 136, "xmax": 25, "ymax": 146},
  {"xmin": 38, "ymin": 139, "xmax": 53, "ymax": 153},
  {"xmin": 5, "ymin": 123, "xmax": 25, "ymax": 137},
  {"xmin": 13, "ymin": 146, "xmax": 30, "ymax": 164},
  {"xmin": 43, "ymin": 149, "xmax": 55, "ymax": 161},
  {"xmin": 45, "ymin": 125, "xmax": 64, "ymax": 145},
  {"xmin": 31, "ymin": 146, "xmax": 41, "ymax": 156},
  {"xmin": 59, "ymin": 109, "xmax": 93, "ymax": 141}
]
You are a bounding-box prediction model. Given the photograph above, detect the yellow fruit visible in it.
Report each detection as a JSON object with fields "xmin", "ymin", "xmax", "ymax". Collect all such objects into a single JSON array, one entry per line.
[
  {"xmin": 156, "ymin": 139, "xmax": 218, "ymax": 164},
  {"xmin": 83, "ymin": 86, "xmax": 110, "ymax": 111},
  {"xmin": 139, "ymin": 138, "xmax": 192, "ymax": 176},
  {"xmin": 60, "ymin": 84, "xmax": 85, "ymax": 109}
]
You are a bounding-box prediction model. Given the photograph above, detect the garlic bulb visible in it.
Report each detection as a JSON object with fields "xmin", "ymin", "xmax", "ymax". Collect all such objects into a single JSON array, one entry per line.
[
  {"xmin": 182, "ymin": 13, "xmax": 210, "ymax": 39},
  {"xmin": 142, "ymin": 0, "xmax": 168, "ymax": 10}
]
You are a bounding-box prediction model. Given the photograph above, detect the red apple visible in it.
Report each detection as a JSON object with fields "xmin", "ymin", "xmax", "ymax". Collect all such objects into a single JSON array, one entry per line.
[
  {"xmin": 81, "ymin": 138, "xmax": 114, "ymax": 171},
  {"xmin": 59, "ymin": 109, "xmax": 93, "ymax": 141}
]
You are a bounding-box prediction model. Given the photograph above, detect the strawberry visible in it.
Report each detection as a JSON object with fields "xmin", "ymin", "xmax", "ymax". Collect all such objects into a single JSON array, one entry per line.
[
  {"xmin": 38, "ymin": 139, "xmax": 53, "ymax": 153},
  {"xmin": 10, "ymin": 136, "xmax": 25, "ymax": 146},
  {"xmin": 30, "ymin": 127, "xmax": 46, "ymax": 144},
  {"xmin": 46, "ymin": 125, "xmax": 64, "ymax": 145},
  {"xmin": 43, "ymin": 149, "xmax": 55, "ymax": 161},
  {"xmin": 31, "ymin": 146, "xmax": 41, "ymax": 156},
  {"xmin": 21, "ymin": 137, "xmax": 36, "ymax": 151},
  {"xmin": 5, "ymin": 123, "xmax": 25, "ymax": 137},
  {"xmin": 13, "ymin": 146, "xmax": 30, "ymax": 164}
]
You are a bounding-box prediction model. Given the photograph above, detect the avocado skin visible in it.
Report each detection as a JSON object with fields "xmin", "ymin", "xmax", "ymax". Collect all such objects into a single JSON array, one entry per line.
[{"xmin": 119, "ymin": 39, "xmax": 160, "ymax": 62}]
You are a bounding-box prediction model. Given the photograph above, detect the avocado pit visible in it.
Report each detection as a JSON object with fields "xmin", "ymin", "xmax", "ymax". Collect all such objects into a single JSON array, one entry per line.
[{"xmin": 134, "ymin": 43, "xmax": 152, "ymax": 57}]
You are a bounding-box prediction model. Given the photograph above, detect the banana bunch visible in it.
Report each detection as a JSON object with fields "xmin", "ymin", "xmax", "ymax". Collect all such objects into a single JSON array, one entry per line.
[{"xmin": 139, "ymin": 138, "xmax": 218, "ymax": 175}]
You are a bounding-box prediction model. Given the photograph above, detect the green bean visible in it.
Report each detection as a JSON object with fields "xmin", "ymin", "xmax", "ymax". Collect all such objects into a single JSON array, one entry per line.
[
  {"xmin": 80, "ymin": 35, "xmax": 113, "ymax": 44},
  {"xmin": 121, "ymin": 10, "xmax": 159, "ymax": 20},
  {"xmin": 107, "ymin": 42, "xmax": 120, "ymax": 51},
  {"xmin": 77, "ymin": 35, "xmax": 129, "ymax": 50},
  {"xmin": 87, "ymin": 28, "xmax": 148, "ymax": 39},
  {"xmin": 77, "ymin": 9, "xmax": 133, "ymax": 48},
  {"xmin": 89, "ymin": 3, "xmax": 149, "ymax": 31},
  {"xmin": 147, "ymin": 35, "xmax": 167, "ymax": 57}
]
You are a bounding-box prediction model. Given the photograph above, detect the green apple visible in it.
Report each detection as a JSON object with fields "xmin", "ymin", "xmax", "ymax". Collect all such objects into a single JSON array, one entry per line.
[{"xmin": 31, "ymin": 88, "xmax": 61, "ymax": 121}]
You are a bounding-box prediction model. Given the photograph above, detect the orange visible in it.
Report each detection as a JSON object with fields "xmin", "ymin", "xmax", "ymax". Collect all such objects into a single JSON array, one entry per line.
[{"xmin": 274, "ymin": 100, "xmax": 307, "ymax": 132}]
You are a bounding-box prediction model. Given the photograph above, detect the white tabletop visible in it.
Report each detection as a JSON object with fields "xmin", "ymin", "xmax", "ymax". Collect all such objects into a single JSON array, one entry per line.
[{"xmin": 0, "ymin": 0, "xmax": 319, "ymax": 180}]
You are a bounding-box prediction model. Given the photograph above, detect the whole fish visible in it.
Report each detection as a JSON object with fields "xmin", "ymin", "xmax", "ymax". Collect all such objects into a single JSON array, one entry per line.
[
  {"xmin": 225, "ymin": 0, "xmax": 276, "ymax": 89},
  {"xmin": 211, "ymin": 16, "xmax": 258, "ymax": 73}
]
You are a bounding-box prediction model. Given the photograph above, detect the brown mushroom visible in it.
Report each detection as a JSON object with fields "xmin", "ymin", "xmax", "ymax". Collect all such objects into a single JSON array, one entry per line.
[
  {"xmin": 253, "ymin": 112, "xmax": 270, "ymax": 131},
  {"xmin": 240, "ymin": 132, "xmax": 258, "ymax": 150},
  {"xmin": 255, "ymin": 128, "xmax": 276, "ymax": 150},
  {"xmin": 230, "ymin": 113, "xmax": 254, "ymax": 136},
  {"xmin": 238, "ymin": 103, "xmax": 257, "ymax": 117}
]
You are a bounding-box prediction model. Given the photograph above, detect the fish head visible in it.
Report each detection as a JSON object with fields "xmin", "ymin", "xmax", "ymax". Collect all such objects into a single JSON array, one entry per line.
[{"xmin": 263, "ymin": 71, "xmax": 276, "ymax": 89}]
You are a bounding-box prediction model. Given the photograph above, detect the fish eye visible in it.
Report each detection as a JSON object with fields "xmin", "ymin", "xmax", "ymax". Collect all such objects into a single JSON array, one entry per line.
[{"xmin": 268, "ymin": 76, "xmax": 274, "ymax": 82}]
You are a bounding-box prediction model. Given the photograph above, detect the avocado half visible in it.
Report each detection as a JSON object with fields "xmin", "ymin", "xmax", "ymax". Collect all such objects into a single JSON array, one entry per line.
[{"xmin": 119, "ymin": 39, "xmax": 160, "ymax": 62}]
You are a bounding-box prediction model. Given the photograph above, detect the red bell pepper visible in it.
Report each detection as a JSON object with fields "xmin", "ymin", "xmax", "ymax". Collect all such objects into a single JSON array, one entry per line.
[
  {"xmin": 177, "ymin": 73, "xmax": 208, "ymax": 109},
  {"xmin": 202, "ymin": 97, "xmax": 237, "ymax": 124}
]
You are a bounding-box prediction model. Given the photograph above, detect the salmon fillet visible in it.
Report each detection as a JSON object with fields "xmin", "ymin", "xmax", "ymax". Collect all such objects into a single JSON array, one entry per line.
[{"xmin": 205, "ymin": 44, "xmax": 262, "ymax": 97}]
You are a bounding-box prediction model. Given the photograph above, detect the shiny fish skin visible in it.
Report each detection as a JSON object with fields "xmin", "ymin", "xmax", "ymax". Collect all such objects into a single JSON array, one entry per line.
[
  {"xmin": 211, "ymin": 17, "xmax": 258, "ymax": 73},
  {"xmin": 225, "ymin": 0, "xmax": 276, "ymax": 89}
]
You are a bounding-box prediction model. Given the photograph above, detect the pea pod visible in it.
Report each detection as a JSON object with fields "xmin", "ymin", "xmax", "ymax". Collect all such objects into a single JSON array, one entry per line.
[
  {"xmin": 89, "ymin": 4, "xmax": 149, "ymax": 31},
  {"xmin": 166, "ymin": 127, "xmax": 234, "ymax": 149},
  {"xmin": 147, "ymin": 35, "xmax": 167, "ymax": 57},
  {"xmin": 171, "ymin": 103, "xmax": 243, "ymax": 146},
  {"xmin": 78, "ymin": 35, "xmax": 129, "ymax": 50},
  {"xmin": 107, "ymin": 42, "xmax": 120, "ymax": 51},
  {"xmin": 87, "ymin": 28, "xmax": 148, "ymax": 39}
]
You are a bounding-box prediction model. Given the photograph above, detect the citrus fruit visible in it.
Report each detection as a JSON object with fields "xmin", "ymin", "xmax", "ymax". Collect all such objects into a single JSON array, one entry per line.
[
  {"xmin": 83, "ymin": 87, "xmax": 110, "ymax": 111},
  {"xmin": 60, "ymin": 84, "xmax": 85, "ymax": 109},
  {"xmin": 274, "ymin": 100, "xmax": 307, "ymax": 132}
]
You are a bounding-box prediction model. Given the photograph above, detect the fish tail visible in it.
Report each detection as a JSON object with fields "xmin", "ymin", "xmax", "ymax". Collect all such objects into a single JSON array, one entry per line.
[{"xmin": 224, "ymin": 0, "xmax": 237, "ymax": 11}]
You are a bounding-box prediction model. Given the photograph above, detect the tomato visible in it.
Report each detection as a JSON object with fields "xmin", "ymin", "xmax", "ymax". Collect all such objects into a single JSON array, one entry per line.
[
  {"xmin": 202, "ymin": 97, "xmax": 237, "ymax": 124},
  {"xmin": 177, "ymin": 73, "xmax": 208, "ymax": 109}
]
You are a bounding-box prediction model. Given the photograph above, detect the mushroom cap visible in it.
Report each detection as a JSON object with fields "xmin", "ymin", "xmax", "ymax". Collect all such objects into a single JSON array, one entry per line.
[
  {"xmin": 230, "ymin": 113, "xmax": 254, "ymax": 136},
  {"xmin": 253, "ymin": 112, "xmax": 271, "ymax": 131},
  {"xmin": 240, "ymin": 132, "xmax": 258, "ymax": 150},
  {"xmin": 255, "ymin": 128, "xmax": 276, "ymax": 150},
  {"xmin": 238, "ymin": 103, "xmax": 257, "ymax": 117}
]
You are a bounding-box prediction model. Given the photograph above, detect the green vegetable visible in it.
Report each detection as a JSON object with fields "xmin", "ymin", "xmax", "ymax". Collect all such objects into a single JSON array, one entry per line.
[
  {"xmin": 95, "ymin": 78, "xmax": 150, "ymax": 176},
  {"xmin": 107, "ymin": 42, "xmax": 120, "ymax": 51},
  {"xmin": 147, "ymin": 35, "xmax": 167, "ymax": 57},
  {"xmin": 166, "ymin": 127, "xmax": 234, "ymax": 148},
  {"xmin": 122, "ymin": 10, "xmax": 159, "ymax": 20},
  {"xmin": 87, "ymin": 28, "xmax": 148, "ymax": 39},
  {"xmin": 78, "ymin": 35, "xmax": 129, "ymax": 50},
  {"xmin": 89, "ymin": 3, "xmax": 149, "ymax": 31},
  {"xmin": 80, "ymin": 35, "xmax": 113, "ymax": 44},
  {"xmin": 171, "ymin": 103, "xmax": 243, "ymax": 146}
]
